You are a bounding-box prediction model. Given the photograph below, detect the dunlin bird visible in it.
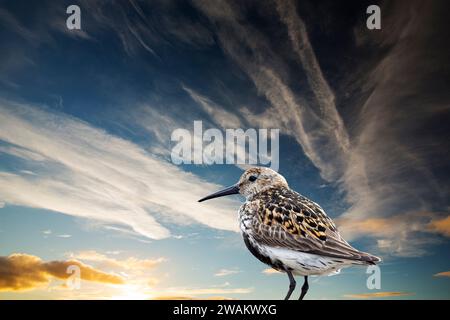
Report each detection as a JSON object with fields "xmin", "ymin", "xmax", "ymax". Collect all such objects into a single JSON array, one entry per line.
[{"xmin": 199, "ymin": 167, "xmax": 381, "ymax": 300}]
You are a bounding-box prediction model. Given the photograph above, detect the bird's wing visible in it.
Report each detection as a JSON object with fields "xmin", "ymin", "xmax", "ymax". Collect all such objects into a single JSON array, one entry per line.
[{"xmin": 250, "ymin": 188, "xmax": 380, "ymax": 263}]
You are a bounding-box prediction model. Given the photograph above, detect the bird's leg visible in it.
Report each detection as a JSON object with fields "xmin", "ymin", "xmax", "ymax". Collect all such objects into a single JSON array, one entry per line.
[
  {"xmin": 284, "ymin": 270, "xmax": 296, "ymax": 300},
  {"xmin": 298, "ymin": 276, "xmax": 309, "ymax": 300}
]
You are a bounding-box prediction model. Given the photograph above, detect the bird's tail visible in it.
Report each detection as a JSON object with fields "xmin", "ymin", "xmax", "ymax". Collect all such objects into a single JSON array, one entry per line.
[{"xmin": 358, "ymin": 251, "xmax": 382, "ymax": 265}]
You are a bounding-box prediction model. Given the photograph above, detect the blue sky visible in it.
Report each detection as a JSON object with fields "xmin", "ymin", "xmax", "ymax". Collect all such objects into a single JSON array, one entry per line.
[{"xmin": 0, "ymin": 0, "xmax": 449, "ymax": 299}]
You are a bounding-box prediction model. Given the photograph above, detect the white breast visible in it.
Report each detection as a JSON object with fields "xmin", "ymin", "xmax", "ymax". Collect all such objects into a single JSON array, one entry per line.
[
  {"xmin": 239, "ymin": 202, "xmax": 358, "ymax": 276},
  {"xmin": 260, "ymin": 245, "xmax": 356, "ymax": 276}
]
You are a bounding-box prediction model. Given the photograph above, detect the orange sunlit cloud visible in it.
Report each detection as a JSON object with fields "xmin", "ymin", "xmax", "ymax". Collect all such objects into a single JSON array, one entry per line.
[
  {"xmin": 0, "ymin": 253, "xmax": 124, "ymax": 292},
  {"xmin": 335, "ymin": 212, "xmax": 450, "ymax": 257},
  {"xmin": 337, "ymin": 212, "xmax": 438, "ymax": 239},
  {"xmin": 427, "ymin": 215, "xmax": 450, "ymax": 237},
  {"xmin": 337, "ymin": 212, "xmax": 450, "ymax": 240},
  {"xmin": 433, "ymin": 271, "xmax": 450, "ymax": 277},
  {"xmin": 344, "ymin": 292, "xmax": 414, "ymax": 299}
]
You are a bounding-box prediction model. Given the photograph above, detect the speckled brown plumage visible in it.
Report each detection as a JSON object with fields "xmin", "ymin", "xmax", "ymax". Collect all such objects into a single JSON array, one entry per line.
[{"xmin": 239, "ymin": 186, "xmax": 379, "ymax": 263}]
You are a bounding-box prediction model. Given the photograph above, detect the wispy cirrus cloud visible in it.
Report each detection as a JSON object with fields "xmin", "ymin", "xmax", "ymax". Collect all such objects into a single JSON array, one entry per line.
[
  {"xmin": 0, "ymin": 100, "xmax": 239, "ymax": 240},
  {"xmin": 275, "ymin": 0, "xmax": 350, "ymax": 158},
  {"xmin": 74, "ymin": 0, "xmax": 215, "ymax": 58},
  {"xmin": 182, "ymin": 86, "xmax": 243, "ymax": 129}
]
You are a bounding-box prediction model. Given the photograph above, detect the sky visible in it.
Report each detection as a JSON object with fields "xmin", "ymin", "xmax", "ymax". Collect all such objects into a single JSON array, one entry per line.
[{"xmin": 0, "ymin": 0, "xmax": 449, "ymax": 300}]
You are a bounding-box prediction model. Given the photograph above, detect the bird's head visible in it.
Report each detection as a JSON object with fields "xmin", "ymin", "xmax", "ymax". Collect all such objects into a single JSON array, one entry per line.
[{"xmin": 198, "ymin": 167, "xmax": 288, "ymax": 202}]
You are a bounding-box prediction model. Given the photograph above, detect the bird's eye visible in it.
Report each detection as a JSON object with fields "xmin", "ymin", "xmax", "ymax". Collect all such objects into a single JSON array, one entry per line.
[{"xmin": 248, "ymin": 175, "xmax": 257, "ymax": 182}]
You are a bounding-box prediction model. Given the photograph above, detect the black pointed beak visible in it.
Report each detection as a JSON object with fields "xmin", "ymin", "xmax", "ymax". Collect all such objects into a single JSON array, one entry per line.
[{"xmin": 198, "ymin": 184, "xmax": 240, "ymax": 202}]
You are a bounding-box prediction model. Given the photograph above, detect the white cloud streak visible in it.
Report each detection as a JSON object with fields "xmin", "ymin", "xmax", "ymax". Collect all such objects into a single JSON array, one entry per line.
[
  {"xmin": 214, "ymin": 268, "xmax": 241, "ymax": 277},
  {"xmin": 0, "ymin": 100, "xmax": 239, "ymax": 239}
]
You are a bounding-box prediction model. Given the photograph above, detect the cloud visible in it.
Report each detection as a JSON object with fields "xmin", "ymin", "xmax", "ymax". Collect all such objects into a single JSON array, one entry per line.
[
  {"xmin": 57, "ymin": 234, "xmax": 72, "ymax": 238},
  {"xmin": 69, "ymin": 250, "xmax": 165, "ymax": 272},
  {"xmin": 434, "ymin": 271, "xmax": 450, "ymax": 277},
  {"xmin": 344, "ymin": 292, "xmax": 414, "ymax": 299},
  {"xmin": 0, "ymin": 100, "xmax": 239, "ymax": 240},
  {"xmin": 214, "ymin": 268, "xmax": 241, "ymax": 277},
  {"xmin": 336, "ymin": 212, "xmax": 448, "ymax": 257},
  {"xmin": 70, "ymin": 250, "xmax": 165, "ymax": 293},
  {"xmin": 0, "ymin": 8, "xmax": 42, "ymax": 44},
  {"xmin": 183, "ymin": 86, "xmax": 243, "ymax": 129},
  {"xmin": 0, "ymin": 145, "xmax": 46, "ymax": 161},
  {"xmin": 74, "ymin": 0, "xmax": 214, "ymax": 59},
  {"xmin": 262, "ymin": 268, "xmax": 281, "ymax": 275},
  {"xmin": 427, "ymin": 215, "xmax": 450, "ymax": 237},
  {"xmin": 0, "ymin": 253, "xmax": 124, "ymax": 292}
]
